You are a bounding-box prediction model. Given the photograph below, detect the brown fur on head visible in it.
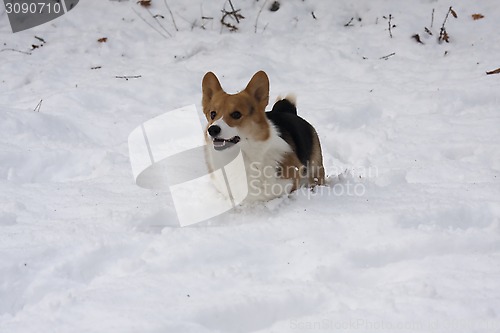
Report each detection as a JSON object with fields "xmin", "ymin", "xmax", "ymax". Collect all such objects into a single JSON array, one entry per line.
[{"xmin": 201, "ymin": 71, "xmax": 271, "ymax": 141}]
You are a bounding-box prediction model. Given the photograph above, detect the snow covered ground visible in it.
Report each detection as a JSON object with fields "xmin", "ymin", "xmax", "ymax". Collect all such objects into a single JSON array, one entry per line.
[{"xmin": 1, "ymin": 0, "xmax": 500, "ymax": 332}]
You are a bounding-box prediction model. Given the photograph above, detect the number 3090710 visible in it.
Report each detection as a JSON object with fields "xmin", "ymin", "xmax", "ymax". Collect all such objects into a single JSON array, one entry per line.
[{"xmin": 5, "ymin": 2, "xmax": 62, "ymax": 14}]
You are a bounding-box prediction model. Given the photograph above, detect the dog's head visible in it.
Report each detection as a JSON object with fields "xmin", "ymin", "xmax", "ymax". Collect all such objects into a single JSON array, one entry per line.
[{"xmin": 202, "ymin": 71, "xmax": 270, "ymax": 151}]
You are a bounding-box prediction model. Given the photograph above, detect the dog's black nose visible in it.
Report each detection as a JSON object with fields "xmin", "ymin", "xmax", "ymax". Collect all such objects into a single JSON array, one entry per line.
[{"xmin": 208, "ymin": 125, "xmax": 221, "ymax": 137}]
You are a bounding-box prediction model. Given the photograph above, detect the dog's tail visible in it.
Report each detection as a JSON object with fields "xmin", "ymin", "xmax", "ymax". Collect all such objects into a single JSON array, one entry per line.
[{"xmin": 271, "ymin": 94, "xmax": 297, "ymax": 115}]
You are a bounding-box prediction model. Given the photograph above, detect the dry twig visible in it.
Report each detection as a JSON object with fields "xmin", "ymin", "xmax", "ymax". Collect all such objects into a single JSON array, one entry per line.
[
  {"xmin": 132, "ymin": 7, "xmax": 170, "ymax": 39},
  {"xmin": 146, "ymin": 7, "xmax": 172, "ymax": 37},
  {"xmin": 254, "ymin": 0, "xmax": 268, "ymax": 33},
  {"xmin": 380, "ymin": 52, "xmax": 396, "ymax": 60},
  {"xmin": 164, "ymin": 0, "xmax": 179, "ymax": 31},
  {"xmin": 34, "ymin": 100, "xmax": 42, "ymax": 112},
  {"xmin": 221, "ymin": 0, "xmax": 244, "ymax": 32},
  {"xmin": 116, "ymin": 75, "xmax": 142, "ymax": 80},
  {"xmin": 439, "ymin": 6, "xmax": 457, "ymax": 43},
  {"xmin": 344, "ymin": 17, "xmax": 354, "ymax": 27},
  {"xmin": 386, "ymin": 14, "xmax": 394, "ymax": 38},
  {"xmin": 0, "ymin": 48, "xmax": 32, "ymax": 55}
]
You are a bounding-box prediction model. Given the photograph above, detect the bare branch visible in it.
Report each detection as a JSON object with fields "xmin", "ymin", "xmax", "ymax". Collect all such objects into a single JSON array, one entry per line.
[
  {"xmin": 132, "ymin": 7, "xmax": 170, "ymax": 39},
  {"xmin": 254, "ymin": 0, "xmax": 269, "ymax": 33},
  {"xmin": 164, "ymin": 0, "xmax": 179, "ymax": 32},
  {"xmin": 146, "ymin": 7, "xmax": 172, "ymax": 37},
  {"xmin": 220, "ymin": 3, "xmax": 244, "ymax": 32},
  {"xmin": 228, "ymin": 0, "xmax": 240, "ymax": 23},
  {"xmin": 439, "ymin": 7, "xmax": 457, "ymax": 43}
]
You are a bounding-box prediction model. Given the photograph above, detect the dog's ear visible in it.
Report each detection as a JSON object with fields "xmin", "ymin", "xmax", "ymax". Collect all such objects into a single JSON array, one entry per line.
[
  {"xmin": 244, "ymin": 71, "xmax": 269, "ymax": 109},
  {"xmin": 202, "ymin": 72, "xmax": 223, "ymax": 109}
]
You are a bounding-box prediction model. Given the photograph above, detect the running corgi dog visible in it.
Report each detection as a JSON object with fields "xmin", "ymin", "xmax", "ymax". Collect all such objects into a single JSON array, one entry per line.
[{"xmin": 202, "ymin": 71, "xmax": 324, "ymax": 201}]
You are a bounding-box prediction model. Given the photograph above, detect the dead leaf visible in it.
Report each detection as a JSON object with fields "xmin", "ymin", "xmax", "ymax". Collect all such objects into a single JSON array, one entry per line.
[
  {"xmin": 450, "ymin": 8, "xmax": 458, "ymax": 18},
  {"xmin": 486, "ymin": 68, "xmax": 500, "ymax": 75},
  {"xmin": 442, "ymin": 31, "xmax": 449, "ymax": 43},
  {"xmin": 137, "ymin": 0, "xmax": 151, "ymax": 7},
  {"xmin": 472, "ymin": 14, "xmax": 484, "ymax": 20},
  {"xmin": 424, "ymin": 27, "xmax": 433, "ymax": 36},
  {"xmin": 97, "ymin": 37, "xmax": 108, "ymax": 43},
  {"xmin": 439, "ymin": 28, "xmax": 450, "ymax": 43},
  {"xmin": 412, "ymin": 34, "xmax": 424, "ymax": 44},
  {"xmin": 269, "ymin": 1, "xmax": 280, "ymax": 12}
]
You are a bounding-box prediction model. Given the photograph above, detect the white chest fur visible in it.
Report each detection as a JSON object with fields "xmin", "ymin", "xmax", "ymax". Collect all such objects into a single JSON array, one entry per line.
[{"xmin": 206, "ymin": 123, "xmax": 293, "ymax": 202}]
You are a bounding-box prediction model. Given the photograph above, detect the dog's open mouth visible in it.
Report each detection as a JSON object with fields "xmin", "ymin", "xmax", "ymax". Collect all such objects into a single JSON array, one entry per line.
[{"xmin": 213, "ymin": 136, "xmax": 241, "ymax": 151}]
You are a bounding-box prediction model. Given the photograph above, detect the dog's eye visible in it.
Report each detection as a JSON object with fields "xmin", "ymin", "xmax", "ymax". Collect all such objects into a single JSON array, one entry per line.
[
  {"xmin": 210, "ymin": 111, "xmax": 216, "ymax": 120},
  {"xmin": 230, "ymin": 111, "xmax": 242, "ymax": 119}
]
